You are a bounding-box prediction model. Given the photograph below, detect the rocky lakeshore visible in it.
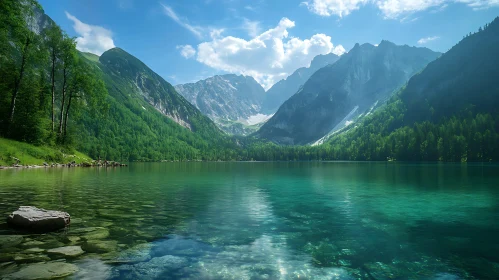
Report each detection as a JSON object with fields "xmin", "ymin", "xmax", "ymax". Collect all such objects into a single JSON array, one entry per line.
[
  {"xmin": 0, "ymin": 227, "xmax": 164, "ymax": 279},
  {"xmin": 0, "ymin": 206, "xmax": 173, "ymax": 279},
  {"xmin": 0, "ymin": 160, "xmax": 128, "ymax": 170}
]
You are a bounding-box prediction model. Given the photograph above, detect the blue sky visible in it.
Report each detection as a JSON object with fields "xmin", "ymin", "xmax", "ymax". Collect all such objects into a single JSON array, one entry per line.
[{"xmin": 39, "ymin": 0, "xmax": 499, "ymax": 89}]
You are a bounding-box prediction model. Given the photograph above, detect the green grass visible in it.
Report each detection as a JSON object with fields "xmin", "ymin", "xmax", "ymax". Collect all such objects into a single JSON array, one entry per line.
[{"xmin": 0, "ymin": 138, "xmax": 92, "ymax": 166}]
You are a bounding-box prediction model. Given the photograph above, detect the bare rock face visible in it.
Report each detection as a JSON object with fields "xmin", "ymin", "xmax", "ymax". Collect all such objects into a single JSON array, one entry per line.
[{"xmin": 7, "ymin": 206, "xmax": 70, "ymax": 232}]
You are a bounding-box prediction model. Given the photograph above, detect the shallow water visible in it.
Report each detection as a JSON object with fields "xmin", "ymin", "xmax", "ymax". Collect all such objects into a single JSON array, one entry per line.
[{"xmin": 0, "ymin": 162, "xmax": 499, "ymax": 279}]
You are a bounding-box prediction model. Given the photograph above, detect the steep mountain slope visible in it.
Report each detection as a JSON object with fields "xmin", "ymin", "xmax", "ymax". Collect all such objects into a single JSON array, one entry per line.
[
  {"xmin": 29, "ymin": 5, "xmax": 53, "ymax": 34},
  {"xmin": 400, "ymin": 21, "xmax": 499, "ymax": 124},
  {"xmin": 175, "ymin": 74, "xmax": 265, "ymax": 134},
  {"xmin": 99, "ymin": 48, "xmax": 211, "ymax": 131},
  {"xmin": 6, "ymin": 2, "xmax": 240, "ymax": 162},
  {"xmin": 75, "ymin": 48, "xmax": 230, "ymax": 161},
  {"xmin": 257, "ymin": 41, "xmax": 441, "ymax": 145},
  {"xmin": 326, "ymin": 18, "xmax": 499, "ymax": 162},
  {"xmin": 261, "ymin": 53, "xmax": 340, "ymax": 114}
]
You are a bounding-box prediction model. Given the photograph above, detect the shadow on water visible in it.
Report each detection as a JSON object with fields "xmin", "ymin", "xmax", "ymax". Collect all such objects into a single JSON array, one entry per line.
[{"xmin": 406, "ymin": 220, "xmax": 499, "ymax": 279}]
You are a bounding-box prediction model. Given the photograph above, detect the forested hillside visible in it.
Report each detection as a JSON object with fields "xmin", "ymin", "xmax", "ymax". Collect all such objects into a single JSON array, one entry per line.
[
  {"xmin": 74, "ymin": 48, "xmax": 235, "ymax": 161},
  {"xmin": 0, "ymin": 0, "xmax": 235, "ymax": 162},
  {"xmin": 257, "ymin": 41, "xmax": 440, "ymax": 145},
  {"xmin": 0, "ymin": 0, "xmax": 106, "ymax": 146},
  {"xmin": 325, "ymin": 18, "xmax": 499, "ymax": 162}
]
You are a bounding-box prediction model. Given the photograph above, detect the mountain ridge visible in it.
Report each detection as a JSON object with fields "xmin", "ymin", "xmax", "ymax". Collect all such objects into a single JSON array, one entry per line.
[
  {"xmin": 261, "ymin": 52, "xmax": 340, "ymax": 114},
  {"xmin": 256, "ymin": 40, "xmax": 441, "ymax": 145},
  {"xmin": 325, "ymin": 18, "xmax": 499, "ymax": 162},
  {"xmin": 175, "ymin": 74, "xmax": 266, "ymax": 135},
  {"xmin": 99, "ymin": 47, "xmax": 216, "ymax": 131}
]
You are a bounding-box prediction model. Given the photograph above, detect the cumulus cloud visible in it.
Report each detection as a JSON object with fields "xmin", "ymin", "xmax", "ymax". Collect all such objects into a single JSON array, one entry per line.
[
  {"xmin": 417, "ymin": 36, "xmax": 440, "ymax": 44},
  {"xmin": 303, "ymin": 0, "xmax": 499, "ymax": 19},
  {"xmin": 188, "ymin": 18, "xmax": 345, "ymax": 89},
  {"xmin": 242, "ymin": 19, "xmax": 261, "ymax": 37},
  {"xmin": 65, "ymin": 12, "xmax": 115, "ymax": 56},
  {"xmin": 161, "ymin": 4, "xmax": 203, "ymax": 39},
  {"xmin": 177, "ymin": 45, "xmax": 196, "ymax": 58}
]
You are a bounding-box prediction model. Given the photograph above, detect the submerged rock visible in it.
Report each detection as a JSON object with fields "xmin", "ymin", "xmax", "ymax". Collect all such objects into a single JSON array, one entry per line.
[
  {"xmin": 72, "ymin": 259, "xmax": 113, "ymax": 279},
  {"xmin": 0, "ymin": 253, "xmax": 15, "ymax": 262},
  {"xmin": 0, "ymin": 262, "xmax": 18, "ymax": 277},
  {"xmin": 3, "ymin": 262, "xmax": 78, "ymax": 280},
  {"xmin": 7, "ymin": 206, "xmax": 70, "ymax": 232},
  {"xmin": 70, "ymin": 227, "xmax": 109, "ymax": 240},
  {"xmin": 47, "ymin": 246, "xmax": 84, "ymax": 258},
  {"xmin": 67, "ymin": 236, "xmax": 81, "ymax": 243},
  {"xmin": 13, "ymin": 254, "xmax": 51, "ymax": 263},
  {"xmin": 0, "ymin": 235, "xmax": 23, "ymax": 249},
  {"xmin": 111, "ymin": 243, "xmax": 152, "ymax": 264},
  {"xmin": 82, "ymin": 240, "xmax": 118, "ymax": 253},
  {"xmin": 81, "ymin": 227, "xmax": 109, "ymax": 240},
  {"xmin": 116, "ymin": 255, "xmax": 188, "ymax": 279},
  {"xmin": 22, "ymin": 248, "xmax": 45, "ymax": 254},
  {"xmin": 20, "ymin": 240, "xmax": 44, "ymax": 247}
]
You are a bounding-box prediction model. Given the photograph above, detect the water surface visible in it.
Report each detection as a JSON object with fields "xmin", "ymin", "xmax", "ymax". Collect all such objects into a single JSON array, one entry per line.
[{"xmin": 1, "ymin": 162, "xmax": 498, "ymax": 279}]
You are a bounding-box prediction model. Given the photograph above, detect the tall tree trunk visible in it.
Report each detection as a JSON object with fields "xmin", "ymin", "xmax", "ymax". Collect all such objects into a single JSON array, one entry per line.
[
  {"xmin": 63, "ymin": 93, "xmax": 72, "ymax": 140},
  {"xmin": 9, "ymin": 36, "xmax": 30, "ymax": 123},
  {"xmin": 50, "ymin": 50, "xmax": 56, "ymax": 131},
  {"xmin": 58, "ymin": 68, "xmax": 67, "ymax": 135}
]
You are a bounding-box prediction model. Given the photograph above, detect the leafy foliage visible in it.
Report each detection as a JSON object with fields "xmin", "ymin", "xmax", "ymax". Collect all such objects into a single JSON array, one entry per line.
[{"xmin": 325, "ymin": 19, "xmax": 499, "ymax": 162}]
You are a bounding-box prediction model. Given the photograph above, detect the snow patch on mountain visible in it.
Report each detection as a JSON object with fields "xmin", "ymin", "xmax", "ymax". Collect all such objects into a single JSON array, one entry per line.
[{"xmin": 246, "ymin": 114, "xmax": 273, "ymax": 126}]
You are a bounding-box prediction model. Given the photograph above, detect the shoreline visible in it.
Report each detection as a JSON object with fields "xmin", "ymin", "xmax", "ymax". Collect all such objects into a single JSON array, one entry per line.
[{"xmin": 0, "ymin": 161, "xmax": 128, "ymax": 170}]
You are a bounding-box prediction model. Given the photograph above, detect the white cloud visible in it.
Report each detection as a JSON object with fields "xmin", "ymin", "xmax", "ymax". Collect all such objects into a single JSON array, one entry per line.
[
  {"xmin": 417, "ymin": 36, "xmax": 440, "ymax": 44},
  {"xmin": 191, "ymin": 18, "xmax": 345, "ymax": 90},
  {"xmin": 303, "ymin": 0, "xmax": 499, "ymax": 19},
  {"xmin": 65, "ymin": 12, "xmax": 115, "ymax": 56},
  {"xmin": 302, "ymin": 0, "xmax": 369, "ymax": 17},
  {"xmin": 459, "ymin": 0, "xmax": 499, "ymax": 10},
  {"xmin": 161, "ymin": 4, "xmax": 203, "ymax": 39},
  {"xmin": 244, "ymin": 5, "xmax": 257, "ymax": 11},
  {"xmin": 376, "ymin": 0, "xmax": 447, "ymax": 18},
  {"xmin": 209, "ymin": 29, "xmax": 225, "ymax": 39},
  {"xmin": 177, "ymin": 45, "xmax": 196, "ymax": 59},
  {"xmin": 242, "ymin": 19, "xmax": 261, "ymax": 37}
]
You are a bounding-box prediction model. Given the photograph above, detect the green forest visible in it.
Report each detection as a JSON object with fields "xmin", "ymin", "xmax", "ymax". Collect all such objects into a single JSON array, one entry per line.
[
  {"xmin": 1, "ymin": 0, "xmax": 499, "ymax": 164},
  {"xmin": 0, "ymin": 1, "xmax": 106, "ymax": 147}
]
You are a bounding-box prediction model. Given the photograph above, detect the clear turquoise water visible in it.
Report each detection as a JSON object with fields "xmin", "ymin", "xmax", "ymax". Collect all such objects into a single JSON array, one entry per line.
[{"xmin": 1, "ymin": 162, "xmax": 499, "ymax": 279}]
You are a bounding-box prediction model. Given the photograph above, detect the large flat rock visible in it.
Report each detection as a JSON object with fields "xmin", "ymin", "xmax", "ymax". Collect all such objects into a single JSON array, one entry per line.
[
  {"xmin": 47, "ymin": 246, "xmax": 84, "ymax": 258},
  {"xmin": 3, "ymin": 262, "xmax": 78, "ymax": 280},
  {"xmin": 7, "ymin": 206, "xmax": 70, "ymax": 232}
]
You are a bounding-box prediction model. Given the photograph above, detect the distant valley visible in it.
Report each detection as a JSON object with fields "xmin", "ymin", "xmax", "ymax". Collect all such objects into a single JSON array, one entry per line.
[{"xmin": 174, "ymin": 53, "xmax": 340, "ymax": 135}]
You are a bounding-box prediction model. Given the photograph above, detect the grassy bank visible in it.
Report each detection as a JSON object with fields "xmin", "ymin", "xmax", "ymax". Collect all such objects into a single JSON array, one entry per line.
[{"xmin": 0, "ymin": 138, "xmax": 91, "ymax": 166}]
